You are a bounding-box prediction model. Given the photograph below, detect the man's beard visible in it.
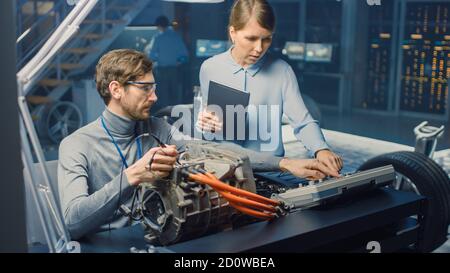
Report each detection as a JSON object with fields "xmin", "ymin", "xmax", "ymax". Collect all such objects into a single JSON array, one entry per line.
[{"xmin": 123, "ymin": 103, "xmax": 150, "ymax": 121}]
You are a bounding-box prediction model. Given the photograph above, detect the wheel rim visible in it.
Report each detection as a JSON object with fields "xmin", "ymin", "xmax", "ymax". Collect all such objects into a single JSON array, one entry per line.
[
  {"xmin": 389, "ymin": 172, "xmax": 422, "ymax": 224},
  {"xmin": 391, "ymin": 172, "xmax": 421, "ymax": 195},
  {"xmin": 46, "ymin": 102, "xmax": 82, "ymax": 143}
]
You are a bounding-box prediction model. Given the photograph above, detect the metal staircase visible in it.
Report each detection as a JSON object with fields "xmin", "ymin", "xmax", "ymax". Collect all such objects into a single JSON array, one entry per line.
[{"xmin": 16, "ymin": 0, "xmax": 152, "ymax": 147}]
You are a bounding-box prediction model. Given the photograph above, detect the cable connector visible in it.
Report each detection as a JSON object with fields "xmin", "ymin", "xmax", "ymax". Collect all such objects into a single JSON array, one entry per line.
[{"xmin": 119, "ymin": 204, "xmax": 132, "ymax": 217}]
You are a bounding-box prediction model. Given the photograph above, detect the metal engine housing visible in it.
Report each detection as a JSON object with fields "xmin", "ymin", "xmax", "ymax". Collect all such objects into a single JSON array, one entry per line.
[{"xmin": 139, "ymin": 141, "xmax": 257, "ymax": 245}]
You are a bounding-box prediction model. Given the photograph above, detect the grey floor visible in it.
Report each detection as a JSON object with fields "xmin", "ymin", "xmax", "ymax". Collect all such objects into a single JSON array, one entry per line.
[{"xmin": 283, "ymin": 109, "xmax": 450, "ymax": 252}]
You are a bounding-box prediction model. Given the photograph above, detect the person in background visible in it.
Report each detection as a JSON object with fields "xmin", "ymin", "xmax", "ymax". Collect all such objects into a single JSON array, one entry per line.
[{"xmin": 148, "ymin": 15, "xmax": 188, "ymax": 111}]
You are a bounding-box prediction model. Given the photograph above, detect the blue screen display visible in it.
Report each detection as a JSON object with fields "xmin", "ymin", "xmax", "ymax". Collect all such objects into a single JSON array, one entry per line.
[
  {"xmin": 282, "ymin": 42, "xmax": 306, "ymax": 60},
  {"xmin": 305, "ymin": 43, "xmax": 333, "ymax": 62},
  {"xmin": 109, "ymin": 26, "xmax": 159, "ymax": 53},
  {"xmin": 196, "ymin": 39, "xmax": 230, "ymax": 57}
]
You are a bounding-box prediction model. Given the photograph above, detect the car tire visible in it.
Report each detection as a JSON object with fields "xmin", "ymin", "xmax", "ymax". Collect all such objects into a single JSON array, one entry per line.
[{"xmin": 358, "ymin": 151, "xmax": 450, "ymax": 252}]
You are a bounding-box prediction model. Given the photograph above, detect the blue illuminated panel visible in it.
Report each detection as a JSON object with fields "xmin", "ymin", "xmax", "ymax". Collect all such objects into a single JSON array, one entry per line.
[
  {"xmin": 282, "ymin": 42, "xmax": 305, "ymax": 60},
  {"xmin": 305, "ymin": 43, "xmax": 333, "ymax": 63},
  {"xmin": 196, "ymin": 39, "xmax": 230, "ymax": 58}
]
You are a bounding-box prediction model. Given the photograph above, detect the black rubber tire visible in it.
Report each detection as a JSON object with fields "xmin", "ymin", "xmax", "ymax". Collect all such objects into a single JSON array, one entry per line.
[{"xmin": 358, "ymin": 151, "xmax": 450, "ymax": 252}]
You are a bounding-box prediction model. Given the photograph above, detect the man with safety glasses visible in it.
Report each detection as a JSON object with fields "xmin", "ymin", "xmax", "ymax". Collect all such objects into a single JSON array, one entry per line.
[{"xmin": 58, "ymin": 49, "xmax": 338, "ymax": 240}]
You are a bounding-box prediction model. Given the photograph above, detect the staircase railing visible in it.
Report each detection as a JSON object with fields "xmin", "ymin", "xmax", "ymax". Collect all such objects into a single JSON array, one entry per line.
[
  {"xmin": 16, "ymin": 0, "xmax": 71, "ymax": 70},
  {"xmin": 17, "ymin": 0, "xmax": 100, "ymax": 253},
  {"xmin": 19, "ymin": 0, "xmax": 150, "ymax": 100}
]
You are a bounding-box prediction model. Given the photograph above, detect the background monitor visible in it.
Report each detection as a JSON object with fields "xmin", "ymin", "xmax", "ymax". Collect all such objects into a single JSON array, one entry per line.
[
  {"xmin": 305, "ymin": 43, "xmax": 333, "ymax": 63},
  {"xmin": 196, "ymin": 39, "xmax": 230, "ymax": 58},
  {"xmin": 109, "ymin": 26, "xmax": 159, "ymax": 53},
  {"xmin": 282, "ymin": 42, "xmax": 306, "ymax": 60}
]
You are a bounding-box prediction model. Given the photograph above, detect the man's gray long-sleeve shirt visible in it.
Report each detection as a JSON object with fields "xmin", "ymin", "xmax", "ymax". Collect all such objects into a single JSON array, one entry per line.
[{"xmin": 58, "ymin": 108, "xmax": 282, "ymax": 239}]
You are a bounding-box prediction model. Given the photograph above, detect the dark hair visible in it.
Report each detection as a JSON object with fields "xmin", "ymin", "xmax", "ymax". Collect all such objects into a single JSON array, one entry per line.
[
  {"xmin": 155, "ymin": 15, "xmax": 170, "ymax": 28},
  {"xmin": 229, "ymin": 0, "xmax": 275, "ymax": 33},
  {"xmin": 95, "ymin": 49, "xmax": 153, "ymax": 105}
]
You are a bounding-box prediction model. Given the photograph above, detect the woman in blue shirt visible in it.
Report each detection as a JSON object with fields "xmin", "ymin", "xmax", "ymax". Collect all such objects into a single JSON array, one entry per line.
[{"xmin": 197, "ymin": 0, "xmax": 343, "ymax": 174}]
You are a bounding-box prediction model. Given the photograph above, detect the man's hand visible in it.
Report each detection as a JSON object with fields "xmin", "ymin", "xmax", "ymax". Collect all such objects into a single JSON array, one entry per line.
[
  {"xmin": 124, "ymin": 145, "xmax": 178, "ymax": 186},
  {"xmin": 196, "ymin": 110, "xmax": 223, "ymax": 133},
  {"xmin": 279, "ymin": 158, "xmax": 340, "ymax": 180},
  {"xmin": 315, "ymin": 149, "xmax": 343, "ymax": 173}
]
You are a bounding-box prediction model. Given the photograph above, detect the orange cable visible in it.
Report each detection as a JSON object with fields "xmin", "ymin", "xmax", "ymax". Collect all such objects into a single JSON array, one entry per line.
[
  {"xmin": 218, "ymin": 190, "xmax": 277, "ymax": 213},
  {"xmin": 227, "ymin": 201, "xmax": 274, "ymax": 220},
  {"xmin": 204, "ymin": 172, "xmax": 281, "ymax": 206},
  {"xmin": 186, "ymin": 172, "xmax": 283, "ymax": 219},
  {"xmin": 190, "ymin": 173, "xmax": 280, "ymax": 206}
]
